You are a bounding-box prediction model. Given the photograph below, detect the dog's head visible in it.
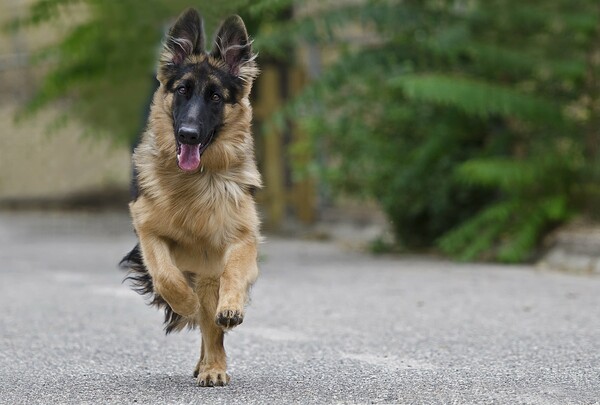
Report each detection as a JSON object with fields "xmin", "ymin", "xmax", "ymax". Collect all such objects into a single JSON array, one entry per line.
[{"xmin": 156, "ymin": 8, "xmax": 258, "ymax": 173}]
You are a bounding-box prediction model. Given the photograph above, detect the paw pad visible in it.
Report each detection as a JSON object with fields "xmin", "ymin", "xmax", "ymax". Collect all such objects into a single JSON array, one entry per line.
[{"xmin": 215, "ymin": 309, "xmax": 244, "ymax": 329}]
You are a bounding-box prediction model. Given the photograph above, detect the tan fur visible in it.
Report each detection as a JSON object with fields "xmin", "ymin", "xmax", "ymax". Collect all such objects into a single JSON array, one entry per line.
[{"xmin": 129, "ymin": 51, "xmax": 261, "ymax": 386}]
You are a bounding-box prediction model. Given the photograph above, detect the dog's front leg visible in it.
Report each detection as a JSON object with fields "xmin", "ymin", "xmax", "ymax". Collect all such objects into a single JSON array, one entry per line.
[
  {"xmin": 137, "ymin": 231, "xmax": 200, "ymax": 317},
  {"xmin": 194, "ymin": 279, "xmax": 229, "ymax": 386},
  {"xmin": 215, "ymin": 239, "xmax": 259, "ymax": 329}
]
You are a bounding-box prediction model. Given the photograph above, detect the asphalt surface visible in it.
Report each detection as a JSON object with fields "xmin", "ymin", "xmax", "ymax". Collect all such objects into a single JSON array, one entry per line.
[{"xmin": 1, "ymin": 211, "xmax": 599, "ymax": 404}]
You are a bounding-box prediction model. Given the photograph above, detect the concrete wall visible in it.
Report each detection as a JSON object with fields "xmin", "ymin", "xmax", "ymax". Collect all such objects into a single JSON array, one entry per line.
[{"xmin": 0, "ymin": 106, "xmax": 130, "ymax": 201}]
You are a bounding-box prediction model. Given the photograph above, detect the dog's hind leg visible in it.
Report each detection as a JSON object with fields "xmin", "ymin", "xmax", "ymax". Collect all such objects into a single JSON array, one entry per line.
[
  {"xmin": 215, "ymin": 240, "xmax": 259, "ymax": 330},
  {"xmin": 192, "ymin": 340, "xmax": 204, "ymax": 378},
  {"xmin": 194, "ymin": 279, "xmax": 230, "ymax": 387}
]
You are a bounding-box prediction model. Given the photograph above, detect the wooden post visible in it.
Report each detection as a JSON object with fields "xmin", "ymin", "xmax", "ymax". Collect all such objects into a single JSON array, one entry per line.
[
  {"xmin": 289, "ymin": 67, "xmax": 317, "ymax": 224},
  {"xmin": 255, "ymin": 66, "xmax": 285, "ymax": 229}
]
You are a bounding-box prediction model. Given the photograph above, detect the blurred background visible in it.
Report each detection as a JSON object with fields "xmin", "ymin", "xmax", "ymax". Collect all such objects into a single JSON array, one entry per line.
[{"xmin": 1, "ymin": 0, "xmax": 599, "ymax": 265}]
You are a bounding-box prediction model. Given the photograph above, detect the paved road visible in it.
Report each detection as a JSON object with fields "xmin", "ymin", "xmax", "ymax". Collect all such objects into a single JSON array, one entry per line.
[{"xmin": 1, "ymin": 211, "xmax": 599, "ymax": 404}]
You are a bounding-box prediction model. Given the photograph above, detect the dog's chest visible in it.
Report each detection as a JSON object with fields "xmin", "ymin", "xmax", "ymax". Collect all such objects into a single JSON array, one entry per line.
[{"xmin": 163, "ymin": 175, "xmax": 247, "ymax": 246}]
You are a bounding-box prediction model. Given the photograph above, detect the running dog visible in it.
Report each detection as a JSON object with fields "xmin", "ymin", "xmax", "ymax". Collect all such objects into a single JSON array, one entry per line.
[{"xmin": 120, "ymin": 8, "xmax": 261, "ymax": 387}]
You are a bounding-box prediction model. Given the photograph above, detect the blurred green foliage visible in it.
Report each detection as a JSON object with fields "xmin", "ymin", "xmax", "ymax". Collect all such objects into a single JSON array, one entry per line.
[
  {"xmin": 8, "ymin": 0, "xmax": 288, "ymax": 143},
  {"xmin": 261, "ymin": 0, "xmax": 600, "ymax": 262},
  {"xmin": 12, "ymin": 0, "xmax": 600, "ymax": 262}
]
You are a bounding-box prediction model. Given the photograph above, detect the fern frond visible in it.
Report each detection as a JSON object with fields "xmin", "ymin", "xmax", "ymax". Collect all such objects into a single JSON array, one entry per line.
[
  {"xmin": 468, "ymin": 43, "xmax": 586, "ymax": 81},
  {"xmin": 389, "ymin": 74, "xmax": 563, "ymax": 124},
  {"xmin": 456, "ymin": 158, "xmax": 538, "ymax": 191},
  {"xmin": 439, "ymin": 194, "xmax": 571, "ymax": 262},
  {"xmin": 456, "ymin": 147, "xmax": 582, "ymax": 193},
  {"xmin": 437, "ymin": 200, "xmax": 518, "ymax": 261}
]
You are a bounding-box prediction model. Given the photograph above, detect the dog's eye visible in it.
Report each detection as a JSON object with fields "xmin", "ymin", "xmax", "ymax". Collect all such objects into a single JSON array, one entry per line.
[
  {"xmin": 211, "ymin": 93, "xmax": 221, "ymax": 102},
  {"xmin": 177, "ymin": 86, "xmax": 187, "ymax": 95}
]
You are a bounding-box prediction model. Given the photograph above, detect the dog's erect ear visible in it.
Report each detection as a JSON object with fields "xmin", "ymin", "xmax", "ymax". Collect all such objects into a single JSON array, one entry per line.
[
  {"xmin": 212, "ymin": 15, "xmax": 254, "ymax": 76},
  {"xmin": 164, "ymin": 8, "xmax": 205, "ymax": 65}
]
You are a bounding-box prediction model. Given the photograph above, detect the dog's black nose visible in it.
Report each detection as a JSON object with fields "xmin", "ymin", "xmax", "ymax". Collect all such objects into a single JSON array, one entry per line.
[{"xmin": 178, "ymin": 127, "xmax": 200, "ymax": 144}]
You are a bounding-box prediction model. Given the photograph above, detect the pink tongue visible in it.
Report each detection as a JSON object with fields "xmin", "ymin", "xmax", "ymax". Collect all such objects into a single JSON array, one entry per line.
[{"xmin": 177, "ymin": 144, "xmax": 201, "ymax": 172}]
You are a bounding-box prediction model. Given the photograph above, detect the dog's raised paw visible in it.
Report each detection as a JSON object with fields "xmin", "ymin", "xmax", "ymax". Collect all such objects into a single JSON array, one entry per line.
[
  {"xmin": 154, "ymin": 275, "xmax": 200, "ymax": 317},
  {"xmin": 215, "ymin": 309, "xmax": 244, "ymax": 329},
  {"xmin": 197, "ymin": 370, "xmax": 230, "ymax": 387}
]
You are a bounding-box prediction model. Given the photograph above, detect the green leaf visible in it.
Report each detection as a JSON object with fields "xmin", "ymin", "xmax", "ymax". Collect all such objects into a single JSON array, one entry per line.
[{"xmin": 389, "ymin": 74, "xmax": 563, "ymax": 124}]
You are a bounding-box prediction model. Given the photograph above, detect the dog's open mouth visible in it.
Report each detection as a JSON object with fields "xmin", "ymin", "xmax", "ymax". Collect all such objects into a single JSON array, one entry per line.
[{"xmin": 176, "ymin": 131, "xmax": 215, "ymax": 172}]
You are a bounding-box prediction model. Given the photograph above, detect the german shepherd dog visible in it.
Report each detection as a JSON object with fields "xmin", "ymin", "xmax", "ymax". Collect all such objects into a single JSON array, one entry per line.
[{"xmin": 119, "ymin": 8, "xmax": 261, "ymax": 387}]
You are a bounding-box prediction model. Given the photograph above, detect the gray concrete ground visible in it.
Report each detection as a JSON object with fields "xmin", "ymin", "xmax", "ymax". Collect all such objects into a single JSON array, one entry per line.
[{"xmin": 1, "ymin": 211, "xmax": 599, "ymax": 405}]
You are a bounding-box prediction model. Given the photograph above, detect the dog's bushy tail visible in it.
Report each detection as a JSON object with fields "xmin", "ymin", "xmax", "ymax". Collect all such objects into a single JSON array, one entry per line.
[{"xmin": 119, "ymin": 244, "xmax": 188, "ymax": 334}]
